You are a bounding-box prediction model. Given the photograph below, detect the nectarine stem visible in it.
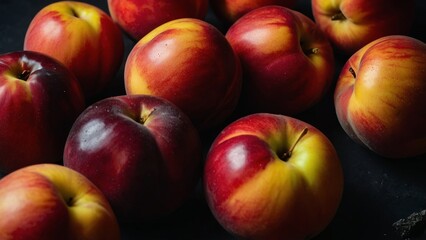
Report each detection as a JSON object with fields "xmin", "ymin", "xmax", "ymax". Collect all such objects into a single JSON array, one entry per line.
[
  {"xmin": 306, "ymin": 48, "xmax": 319, "ymax": 55},
  {"xmin": 300, "ymin": 39, "xmax": 319, "ymax": 56},
  {"xmin": 18, "ymin": 69, "xmax": 31, "ymax": 81},
  {"xmin": 282, "ymin": 128, "xmax": 308, "ymax": 159},
  {"xmin": 349, "ymin": 67, "xmax": 356, "ymax": 78},
  {"xmin": 331, "ymin": 12, "xmax": 346, "ymax": 21},
  {"xmin": 70, "ymin": 8, "xmax": 79, "ymax": 18},
  {"xmin": 140, "ymin": 108, "xmax": 156, "ymax": 124}
]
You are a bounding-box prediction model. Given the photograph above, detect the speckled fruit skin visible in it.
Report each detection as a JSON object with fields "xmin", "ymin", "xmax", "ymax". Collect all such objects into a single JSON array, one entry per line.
[
  {"xmin": 210, "ymin": 0, "xmax": 297, "ymax": 24},
  {"xmin": 108, "ymin": 0, "xmax": 209, "ymax": 40},
  {"xmin": 334, "ymin": 35, "xmax": 426, "ymax": 158},
  {"xmin": 311, "ymin": 0, "xmax": 415, "ymax": 55},
  {"xmin": 204, "ymin": 113, "xmax": 343, "ymax": 240},
  {"xmin": 226, "ymin": 6, "xmax": 334, "ymax": 115},
  {"xmin": 64, "ymin": 95, "xmax": 202, "ymax": 224},
  {"xmin": 0, "ymin": 164, "xmax": 120, "ymax": 240},
  {"xmin": 24, "ymin": 1, "xmax": 124, "ymax": 99},
  {"xmin": 0, "ymin": 51, "xmax": 85, "ymax": 174},
  {"xmin": 124, "ymin": 18, "xmax": 242, "ymax": 130}
]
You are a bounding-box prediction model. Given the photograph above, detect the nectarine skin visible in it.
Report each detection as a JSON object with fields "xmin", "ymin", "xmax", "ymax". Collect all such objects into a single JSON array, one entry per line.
[
  {"xmin": 0, "ymin": 51, "xmax": 85, "ymax": 174},
  {"xmin": 312, "ymin": 0, "xmax": 415, "ymax": 54},
  {"xmin": 64, "ymin": 95, "xmax": 202, "ymax": 223},
  {"xmin": 24, "ymin": 1, "xmax": 124, "ymax": 99},
  {"xmin": 0, "ymin": 164, "xmax": 120, "ymax": 240},
  {"xmin": 125, "ymin": 18, "xmax": 242, "ymax": 130},
  {"xmin": 210, "ymin": 0, "xmax": 297, "ymax": 24},
  {"xmin": 226, "ymin": 6, "xmax": 334, "ymax": 115},
  {"xmin": 204, "ymin": 113, "xmax": 343, "ymax": 239},
  {"xmin": 108, "ymin": 0, "xmax": 209, "ymax": 40},
  {"xmin": 334, "ymin": 35, "xmax": 426, "ymax": 158}
]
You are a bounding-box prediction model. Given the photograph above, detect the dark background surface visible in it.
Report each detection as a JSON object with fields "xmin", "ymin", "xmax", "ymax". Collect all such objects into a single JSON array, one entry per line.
[{"xmin": 0, "ymin": 0, "xmax": 425, "ymax": 239}]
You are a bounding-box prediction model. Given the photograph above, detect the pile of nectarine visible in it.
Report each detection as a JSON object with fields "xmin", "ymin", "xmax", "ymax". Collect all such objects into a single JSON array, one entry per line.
[{"xmin": 0, "ymin": 0, "xmax": 424, "ymax": 239}]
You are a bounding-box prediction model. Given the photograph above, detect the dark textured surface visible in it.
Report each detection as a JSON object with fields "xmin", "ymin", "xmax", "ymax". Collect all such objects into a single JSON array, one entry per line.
[{"xmin": 0, "ymin": 1, "xmax": 425, "ymax": 239}]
